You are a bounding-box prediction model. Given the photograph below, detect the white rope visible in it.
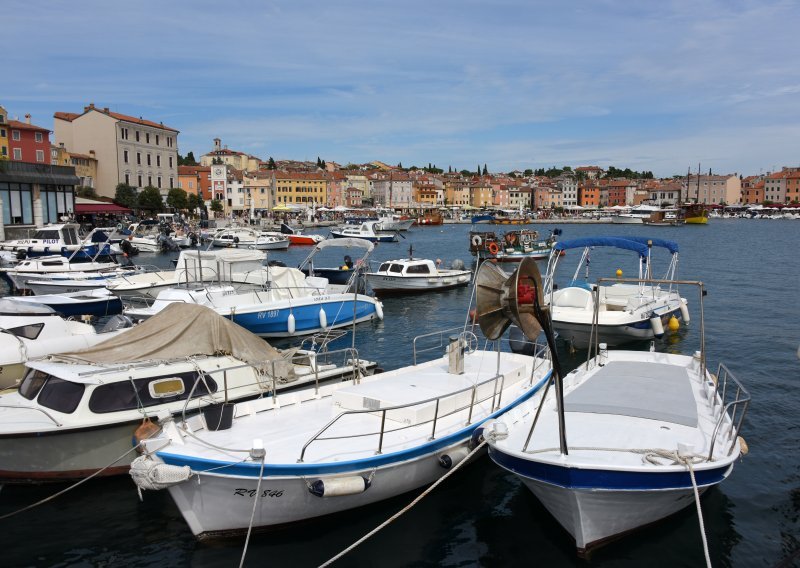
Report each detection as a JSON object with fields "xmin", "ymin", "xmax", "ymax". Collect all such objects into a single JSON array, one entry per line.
[
  {"xmin": 239, "ymin": 455, "xmax": 266, "ymax": 568},
  {"xmin": 319, "ymin": 440, "xmax": 486, "ymax": 568},
  {"xmin": 684, "ymin": 457, "xmax": 712, "ymax": 568}
]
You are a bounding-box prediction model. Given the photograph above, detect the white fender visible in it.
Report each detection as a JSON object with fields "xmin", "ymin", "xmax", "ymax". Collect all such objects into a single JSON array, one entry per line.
[
  {"xmin": 375, "ymin": 301, "xmax": 384, "ymax": 320},
  {"xmin": 680, "ymin": 300, "xmax": 690, "ymax": 323},
  {"xmin": 319, "ymin": 308, "xmax": 328, "ymax": 329},
  {"xmin": 287, "ymin": 312, "xmax": 296, "ymax": 335},
  {"xmin": 650, "ymin": 315, "xmax": 665, "ymax": 337}
]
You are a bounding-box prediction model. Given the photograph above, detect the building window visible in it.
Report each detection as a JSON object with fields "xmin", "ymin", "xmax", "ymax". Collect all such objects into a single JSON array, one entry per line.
[
  {"xmin": 121, "ymin": 127, "xmax": 128, "ymax": 140},
  {"xmin": 148, "ymin": 176, "xmax": 152, "ymax": 187},
  {"xmin": 36, "ymin": 150, "xmax": 45, "ymax": 162},
  {"xmin": 124, "ymin": 150, "xmax": 129, "ymax": 163},
  {"xmin": 156, "ymin": 135, "xmax": 159, "ymax": 145},
  {"xmin": 147, "ymin": 154, "xmax": 151, "ymax": 166},
  {"xmin": 13, "ymin": 148, "xmax": 22, "ymax": 160},
  {"xmin": 125, "ymin": 174, "xmax": 130, "ymax": 185},
  {"xmin": 157, "ymin": 176, "xmax": 162, "ymax": 189},
  {"xmin": 156, "ymin": 155, "xmax": 161, "ymax": 167},
  {"xmin": 136, "ymin": 152, "xmax": 141, "ymax": 165},
  {"xmin": 169, "ymin": 156, "xmax": 173, "ymax": 168},
  {"xmin": 137, "ymin": 175, "xmax": 142, "ymax": 187},
  {"xmin": 167, "ymin": 137, "xmax": 173, "ymax": 148},
  {"xmin": 135, "ymin": 131, "xmax": 140, "ymax": 142},
  {"xmin": 35, "ymin": 132, "xmax": 43, "ymax": 143},
  {"xmin": 12, "ymin": 130, "xmax": 21, "ymax": 141},
  {"xmin": 0, "ymin": 181, "xmax": 35, "ymax": 225},
  {"xmin": 146, "ymin": 133, "xmax": 150, "ymax": 144},
  {"xmin": 169, "ymin": 177, "xmax": 174, "ymax": 189}
]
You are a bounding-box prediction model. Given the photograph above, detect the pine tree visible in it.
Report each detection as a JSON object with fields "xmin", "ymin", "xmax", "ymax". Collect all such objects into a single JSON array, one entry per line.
[{"xmin": 483, "ymin": 164, "xmax": 488, "ymax": 176}]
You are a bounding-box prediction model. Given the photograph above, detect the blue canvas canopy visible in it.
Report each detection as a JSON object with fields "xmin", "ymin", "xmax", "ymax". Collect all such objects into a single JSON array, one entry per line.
[
  {"xmin": 612, "ymin": 236, "xmax": 679, "ymax": 255},
  {"xmin": 553, "ymin": 237, "xmax": 650, "ymax": 256}
]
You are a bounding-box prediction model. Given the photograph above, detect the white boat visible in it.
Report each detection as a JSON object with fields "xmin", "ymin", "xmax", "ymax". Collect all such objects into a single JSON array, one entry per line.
[
  {"xmin": 123, "ymin": 265, "xmax": 384, "ymax": 337},
  {"xmin": 5, "ymin": 288, "xmax": 123, "ymax": 319},
  {"xmin": 610, "ymin": 205, "xmax": 662, "ymax": 224},
  {"xmin": 365, "ymin": 248, "xmax": 471, "ymax": 295},
  {"xmin": 330, "ymin": 220, "xmax": 399, "ymax": 242},
  {"xmin": 212, "ymin": 227, "xmax": 261, "ymax": 248},
  {"xmin": 0, "ymin": 303, "xmax": 377, "ymax": 483},
  {"xmin": 375, "ymin": 214, "xmax": 415, "ymax": 232},
  {"xmin": 104, "ymin": 248, "xmax": 266, "ymax": 300},
  {"xmin": 0, "ymin": 223, "xmax": 95, "ymax": 257},
  {"xmin": 15, "ymin": 266, "xmax": 145, "ymax": 296},
  {"xmin": 1, "ymin": 254, "xmax": 126, "ymax": 292},
  {"xmin": 0, "ymin": 299, "xmax": 132, "ymax": 390},
  {"xmin": 484, "ymin": 272, "xmax": 750, "ymax": 556},
  {"xmin": 132, "ymin": 282, "xmax": 553, "ymax": 538},
  {"xmin": 544, "ymin": 237, "xmax": 688, "ymax": 349},
  {"xmin": 251, "ymin": 234, "xmax": 290, "ymax": 250},
  {"xmin": 263, "ymin": 223, "xmax": 325, "ymax": 246}
]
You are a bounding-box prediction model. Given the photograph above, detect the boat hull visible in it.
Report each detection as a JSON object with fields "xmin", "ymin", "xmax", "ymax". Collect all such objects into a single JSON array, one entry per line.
[
  {"xmin": 490, "ymin": 446, "xmax": 732, "ymax": 552},
  {"xmin": 366, "ymin": 273, "xmax": 471, "ymax": 294},
  {"xmin": 552, "ymin": 305, "xmax": 683, "ymax": 349}
]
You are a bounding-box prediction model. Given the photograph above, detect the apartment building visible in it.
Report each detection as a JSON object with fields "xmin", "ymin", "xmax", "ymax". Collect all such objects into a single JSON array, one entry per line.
[
  {"xmin": 275, "ymin": 171, "xmax": 328, "ymax": 206},
  {"xmin": 683, "ymin": 174, "xmax": 741, "ymax": 205},
  {"xmin": 370, "ymin": 173, "xmax": 413, "ymax": 207},
  {"xmin": 54, "ymin": 104, "xmax": 179, "ymax": 199},
  {"xmin": 200, "ymin": 138, "xmax": 260, "ymax": 171},
  {"xmin": 0, "ymin": 105, "xmax": 8, "ymax": 159},
  {"xmin": 178, "ymin": 165, "xmax": 211, "ymax": 201},
  {"xmin": 7, "ymin": 114, "xmax": 51, "ymax": 164}
]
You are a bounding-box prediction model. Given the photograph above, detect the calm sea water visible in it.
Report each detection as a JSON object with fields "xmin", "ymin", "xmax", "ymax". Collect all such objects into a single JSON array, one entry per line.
[{"xmin": 2, "ymin": 220, "xmax": 798, "ymax": 567}]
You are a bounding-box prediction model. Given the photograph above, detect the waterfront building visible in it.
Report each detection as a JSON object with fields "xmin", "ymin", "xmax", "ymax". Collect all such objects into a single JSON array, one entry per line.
[
  {"xmin": 54, "ymin": 104, "xmax": 179, "ymax": 199},
  {"xmin": 763, "ymin": 170, "xmax": 789, "ymax": 204},
  {"xmin": 415, "ymin": 183, "xmax": 441, "ymax": 207},
  {"xmin": 575, "ymin": 165, "xmax": 604, "ymax": 180},
  {"xmin": 200, "ymin": 138, "xmax": 260, "ymax": 171},
  {"xmin": 578, "ymin": 181, "xmax": 600, "ymax": 208},
  {"xmin": 555, "ymin": 174, "xmax": 578, "ymax": 208},
  {"xmin": 325, "ymin": 172, "xmax": 348, "ymax": 208},
  {"xmin": 786, "ymin": 171, "xmax": 800, "ymax": 204},
  {"xmin": 646, "ymin": 180, "xmax": 681, "ymax": 207},
  {"xmin": 345, "ymin": 172, "xmax": 369, "ymax": 201},
  {"xmin": 470, "ymin": 180, "xmax": 494, "ymax": 208},
  {"xmin": 370, "ymin": 172, "xmax": 413, "ymax": 208},
  {"xmin": 178, "ymin": 165, "xmax": 211, "ymax": 202},
  {"xmin": 0, "ymin": 105, "xmax": 8, "ymax": 159},
  {"xmin": 272, "ymin": 171, "xmax": 328, "ymax": 208},
  {"xmin": 7, "ymin": 114, "xmax": 51, "ymax": 165},
  {"xmin": 682, "ymin": 173, "xmax": 741, "ymax": 205},
  {"xmin": 535, "ymin": 184, "xmax": 563, "ymax": 209},
  {"xmin": 243, "ymin": 170, "xmax": 276, "ymax": 214},
  {"xmin": 741, "ymin": 175, "xmax": 765, "ymax": 205}
]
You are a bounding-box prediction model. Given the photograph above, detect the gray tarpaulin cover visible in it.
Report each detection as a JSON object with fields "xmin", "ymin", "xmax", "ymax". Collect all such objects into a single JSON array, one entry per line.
[{"xmin": 52, "ymin": 303, "xmax": 294, "ymax": 378}]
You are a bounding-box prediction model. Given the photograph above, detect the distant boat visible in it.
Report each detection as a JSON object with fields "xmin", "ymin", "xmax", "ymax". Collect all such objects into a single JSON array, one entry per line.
[
  {"xmin": 365, "ymin": 247, "xmax": 471, "ymax": 295},
  {"xmin": 330, "ymin": 220, "xmax": 399, "ymax": 242},
  {"xmin": 681, "ymin": 204, "xmax": 709, "ymax": 224}
]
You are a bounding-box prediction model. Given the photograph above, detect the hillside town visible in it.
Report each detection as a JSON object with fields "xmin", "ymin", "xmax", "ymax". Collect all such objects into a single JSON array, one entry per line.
[{"xmin": 1, "ymin": 103, "xmax": 799, "ymax": 237}]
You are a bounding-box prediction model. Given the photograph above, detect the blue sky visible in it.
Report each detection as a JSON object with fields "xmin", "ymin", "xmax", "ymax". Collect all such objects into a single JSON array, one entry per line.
[{"xmin": 6, "ymin": 0, "xmax": 799, "ymax": 177}]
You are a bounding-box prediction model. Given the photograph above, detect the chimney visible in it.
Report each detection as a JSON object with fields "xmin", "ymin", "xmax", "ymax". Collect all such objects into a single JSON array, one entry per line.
[
  {"xmin": 103, "ymin": 107, "xmax": 109, "ymax": 113},
  {"xmin": 25, "ymin": 114, "xmax": 31, "ymax": 124}
]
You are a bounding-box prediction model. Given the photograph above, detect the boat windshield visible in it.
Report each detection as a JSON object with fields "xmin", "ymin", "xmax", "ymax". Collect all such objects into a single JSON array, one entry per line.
[{"xmin": 19, "ymin": 369, "xmax": 49, "ymax": 400}]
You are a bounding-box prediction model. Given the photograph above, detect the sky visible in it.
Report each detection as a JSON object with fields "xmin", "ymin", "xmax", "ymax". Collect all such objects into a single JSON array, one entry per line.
[{"xmin": 5, "ymin": 0, "xmax": 800, "ymax": 178}]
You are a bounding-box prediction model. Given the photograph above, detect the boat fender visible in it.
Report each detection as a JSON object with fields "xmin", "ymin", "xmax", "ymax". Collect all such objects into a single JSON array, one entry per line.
[
  {"xmin": 680, "ymin": 300, "xmax": 690, "ymax": 323},
  {"xmin": 308, "ymin": 475, "xmax": 371, "ymax": 498},
  {"xmin": 438, "ymin": 446, "xmax": 470, "ymax": 469},
  {"xmin": 132, "ymin": 418, "xmax": 161, "ymax": 453},
  {"xmin": 487, "ymin": 242, "xmax": 500, "ymax": 255},
  {"xmin": 650, "ymin": 315, "xmax": 665, "ymax": 337},
  {"xmin": 319, "ymin": 308, "xmax": 328, "ymax": 330},
  {"xmin": 471, "ymin": 235, "xmax": 482, "ymax": 247},
  {"xmin": 375, "ymin": 301, "xmax": 384, "ymax": 320},
  {"xmin": 668, "ymin": 315, "xmax": 680, "ymax": 332},
  {"xmin": 738, "ymin": 436, "xmax": 749, "ymax": 455},
  {"xmin": 287, "ymin": 312, "xmax": 296, "ymax": 335},
  {"xmin": 129, "ymin": 455, "xmax": 192, "ymax": 498}
]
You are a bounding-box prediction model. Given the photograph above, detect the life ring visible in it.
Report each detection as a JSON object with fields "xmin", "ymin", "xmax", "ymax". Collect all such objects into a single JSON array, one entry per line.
[
  {"xmin": 471, "ymin": 235, "xmax": 483, "ymax": 247},
  {"xmin": 520, "ymin": 233, "xmax": 531, "ymax": 245},
  {"xmin": 488, "ymin": 242, "xmax": 500, "ymax": 255}
]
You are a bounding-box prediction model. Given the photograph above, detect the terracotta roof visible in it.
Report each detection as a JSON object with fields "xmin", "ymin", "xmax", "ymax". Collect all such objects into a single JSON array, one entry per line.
[
  {"xmin": 7, "ymin": 119, "xmax": 50, "ymax": 132},
  {"xmin": 178, "ymin": 165, "xmax": 210, "ymax": 175},
  {"xmin": 54, "ymin": 107, "xmax": 178, "ymax": 132}
]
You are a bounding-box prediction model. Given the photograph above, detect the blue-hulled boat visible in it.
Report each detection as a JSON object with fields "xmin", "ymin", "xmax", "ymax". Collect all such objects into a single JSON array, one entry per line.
[{"xmin": 6, "ymin": 288, "xmax": 124, "ymax": 318}]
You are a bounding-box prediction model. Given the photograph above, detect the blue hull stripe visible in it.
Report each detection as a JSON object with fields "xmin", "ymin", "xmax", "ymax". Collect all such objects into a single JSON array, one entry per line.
[
  {"xmin": 228, "ymin": 300, "xmax": 376, "ymax": 335},
  {"xmin": 488, "ymin": 446, "xmax": 731, "ymax": 490},
  {"xmin": 157, "ymin": 370, "xmax": 553, "ymax": 477}
]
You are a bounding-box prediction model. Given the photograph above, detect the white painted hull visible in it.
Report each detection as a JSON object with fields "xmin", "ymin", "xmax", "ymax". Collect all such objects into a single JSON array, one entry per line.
[{"xmin": 366, "ymin": 272, "xmax": 471, "ymax": 293}]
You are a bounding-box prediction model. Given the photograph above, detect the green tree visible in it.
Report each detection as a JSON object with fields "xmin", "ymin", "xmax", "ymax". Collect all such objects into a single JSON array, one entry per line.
[
  {"xmin": 321, "ymin": 159, "xmax": 326, "ymax": 169},
  {"xmin": 178, "ymin": 151, "xmax": 198, "ymax": 166},
  {"xmin": 138, "ymin": 186, "xmax": 164, "ymax": 211},
  {"xmin": 114, "ymin": 183, "xmax": 139, "ymax": 209},
  {"xmin": 166, "ymin": 187, "xmax": 188, "ymax": 211},
  {"xmin": 397, "ymin": 162, "xmax": 403, "ymax": 169},
  {"xmin": 266, "ymin": 157, "xmax": 276, "ymax": 170},
  {"xmin": 210, "ymin": 199, "xmax": 224, "ymax": 214},
  {"xmin": 186, "ymin": 193, "xmax": 202, "ymax": 212},
  {"xmin": 524, "ymin": 169, "xmax": 533, "ymax": 176},
  {"xmin": 76, "ymin": 186, "xmax": 97, "ymax": 198},
  {"xmin": 482, "ymin": 164, "xmax": 488, "ymax": 176}
]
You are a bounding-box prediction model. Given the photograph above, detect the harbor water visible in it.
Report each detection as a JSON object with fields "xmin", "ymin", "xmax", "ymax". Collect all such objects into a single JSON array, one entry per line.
[{"xmin": 2, "ymin": 220, "xmax": 798, "ymax": 567}]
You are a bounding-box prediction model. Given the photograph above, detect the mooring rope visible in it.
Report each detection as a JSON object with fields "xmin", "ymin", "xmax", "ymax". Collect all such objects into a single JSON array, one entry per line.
[
  {"xmin": 0, "ymin": 443, "xmax": 144, "ymax": 521},
  {"xmin": 319, "ymin": 440, "xmax": 487, "ymax": 568},
  {"xmin": 239, "ymin": 453, "xmax": 266, "ymax": 568}
]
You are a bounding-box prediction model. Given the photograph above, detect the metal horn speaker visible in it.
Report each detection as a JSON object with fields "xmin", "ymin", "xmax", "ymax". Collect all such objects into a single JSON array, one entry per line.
[{"xmin": 474, "ymin": 257, "xmax": 548, "ymax": 340}]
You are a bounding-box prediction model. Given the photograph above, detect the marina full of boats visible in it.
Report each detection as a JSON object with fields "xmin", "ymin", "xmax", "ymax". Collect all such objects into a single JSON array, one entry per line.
[{"xmin": 0, "ymin": 219, "xmax": 759, "ymax": 566}]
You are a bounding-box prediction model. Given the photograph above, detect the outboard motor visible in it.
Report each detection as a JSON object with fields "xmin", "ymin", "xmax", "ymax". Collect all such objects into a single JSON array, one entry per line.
[
  {"xmin": 15, "ymin": 249, "xmax": 27, "ymax": 261},
  {"xmin": 99, "ymin": 314, "xmax": 135, "ymax": 333}
]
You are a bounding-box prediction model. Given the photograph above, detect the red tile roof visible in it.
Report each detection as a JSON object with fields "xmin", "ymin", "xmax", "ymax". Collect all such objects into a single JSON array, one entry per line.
[
  {"xmin": 7, "ymin": 119, "xmax": 50, "ymax": 132},
  {"xmin": 54, "ymin": 107, "xmax": 178, "ymax": 132}
]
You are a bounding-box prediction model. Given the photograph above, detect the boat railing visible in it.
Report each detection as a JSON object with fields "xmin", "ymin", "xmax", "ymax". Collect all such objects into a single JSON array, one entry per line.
[
  {"xmin": 707, "ymin": 362, "xmax": 750, "ymax": 459},
  {"xmin": 297, "ymin": 369, "xmax": 507, "ymax": 463},
  {"xmin": 0, "ymin": 404, "xmax": 63, "ymax": 427},
  {"xmin": 412, "ymin": 326, "xmax": 471, "ymax": 365}
]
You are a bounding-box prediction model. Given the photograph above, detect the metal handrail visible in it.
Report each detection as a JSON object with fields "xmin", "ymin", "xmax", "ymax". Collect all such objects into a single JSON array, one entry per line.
[
  {"xmin": 0, "ymin": 404, "xmax": 63, "ymax": 427},
  {"xmin": 298, "ymin": 370, "xmax": 505, "ymax": 462},
  {"xmin": 412, "ymin": 326, "xmax": 467, "ymax": 364},
  {"xmin": 707, "ymin": 362, "xmax": 751, "ymax": 459}
]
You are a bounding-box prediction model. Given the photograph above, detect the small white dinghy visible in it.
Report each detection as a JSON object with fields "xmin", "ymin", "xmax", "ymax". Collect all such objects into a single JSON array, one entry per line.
[
  {"xmin": 365, "ymin": 247, "xmax": 471, "ymax": 295},
  {"xmin": 479, "ymin": 261, "xmax": 750, "ymax": 557}
]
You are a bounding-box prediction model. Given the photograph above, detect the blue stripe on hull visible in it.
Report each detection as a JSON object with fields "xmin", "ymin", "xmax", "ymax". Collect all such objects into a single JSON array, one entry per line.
[
  {"xmin": 488, "ymin": 446, "xmax": 732, "ymax": 490},
  {"xmin": 228, "ymin": 300, "xmax": 377, "ymax": 336}
]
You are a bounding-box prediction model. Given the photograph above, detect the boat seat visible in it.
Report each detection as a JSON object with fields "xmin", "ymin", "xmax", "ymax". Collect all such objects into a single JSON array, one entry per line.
[
  {"xmin": 564, "ymin": 361, "xmax": 698, "ymax": 427},
  {"xmin": 305, "ymin": 276, "xmax": 329, "ymax": 293},
  {"xmin": 553, "ymin": 287, "xmax": 593, "ymax": 309}
]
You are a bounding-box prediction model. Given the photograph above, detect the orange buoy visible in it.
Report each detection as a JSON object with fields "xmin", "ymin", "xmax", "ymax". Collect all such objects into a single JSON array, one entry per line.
[
  {"xmin": 132, "ymin": 418, "xmax": 161, "ymax": 453},
  {"xmin": 488, "ymin": 242, "xmax": 500, "ymax": 255}
]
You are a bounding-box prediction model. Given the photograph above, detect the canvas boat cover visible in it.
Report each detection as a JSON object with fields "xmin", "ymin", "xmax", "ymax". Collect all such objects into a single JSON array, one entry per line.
[{"xmin": 51, "ymin": 303, "xmax": 293, "ymax": 377}]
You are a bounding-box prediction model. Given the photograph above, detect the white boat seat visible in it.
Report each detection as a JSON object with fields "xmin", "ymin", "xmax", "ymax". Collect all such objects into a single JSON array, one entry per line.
[
  {"xmin": 305, "ymin": 276, "xmax": 329, "ymax": 293},
  {"xmin": 553, "ymin": 287, "xmax": 593, "ymax": 309},
  {"xmin": 563, "ymin": 361, "xmax": 698, "ymax": 427}
]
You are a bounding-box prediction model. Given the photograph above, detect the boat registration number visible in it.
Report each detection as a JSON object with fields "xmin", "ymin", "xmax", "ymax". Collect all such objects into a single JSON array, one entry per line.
[
  {"xmin": 257, "ymin": 310, "xmax": 280, "ymax": 319},
  {"xmin": 233, "ymin": 488, "xmax": 284, "ymax": 498}
]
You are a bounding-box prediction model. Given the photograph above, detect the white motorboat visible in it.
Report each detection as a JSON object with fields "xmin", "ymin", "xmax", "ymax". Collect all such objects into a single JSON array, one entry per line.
[
  {"xmin": 0, "ymin": 303, "xmax": 377, "ymax": 483},
  {"xmin": 330, "ymin": 220, "xmax": 399, "ymax": 242},
  {"xmin": 375, "ymin": 214, "xmax": 415, "ymax": 232},
  {"xmin": 104, "ymin": 248, "xmax": 266, "ymax": 300},
  {"xmin": 1, "ymin": 254, "xmax": 125, "ymax": 292},
  {"xmin": 0, "ymin": 299, "xmax": 132, "ymax": 390},
  {"xmin": 211, "ymin": 227, "xmax": 261, "ymax": 248},
  {"xmin": 251, "ymin": 234, "xmax": 290, "ymax": 250},
  {"xmin": 365, "ymin": 248, "xmax": 471, "ymax": 295},
  {"xmin": 544, "ymin": 237, "xmax": 688, "ymax": 349},
  {"xmin": 0, "ymin": 223, "xmax": 95, "ymax": 257},
  {"xmin": 482, "ymin": 268, "xmax": 750, "ymax": 556},
  {"xmin": 132, "ymin": 268, "xmax": 553, "ymax": 538},
  {"xmin": 5, "ymin": 288, "xmax": 123, "ymax": 319},
  {"xmin": 15, "ymin": 266, "xmax": 145, "ymax": 296},
  {"xmin": 263, "ymin": 223, "xmax": 325, "ymax": 246}
]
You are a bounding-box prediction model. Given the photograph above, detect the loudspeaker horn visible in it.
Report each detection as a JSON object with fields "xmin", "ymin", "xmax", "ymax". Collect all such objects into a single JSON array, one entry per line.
[{"xmin": 474, "ymin": 257, "xmax": 548, "ymax": 340}]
